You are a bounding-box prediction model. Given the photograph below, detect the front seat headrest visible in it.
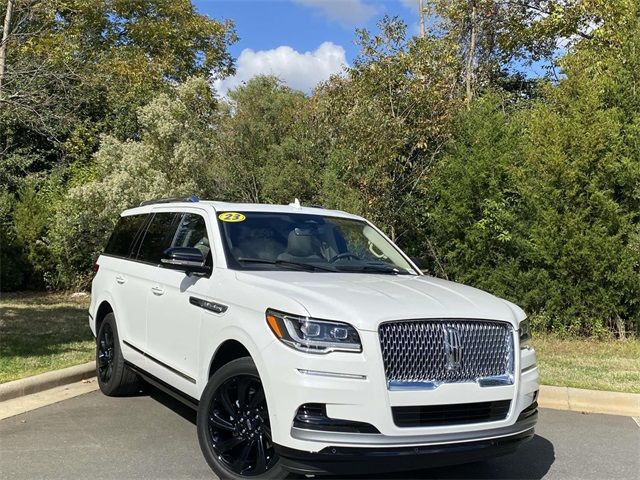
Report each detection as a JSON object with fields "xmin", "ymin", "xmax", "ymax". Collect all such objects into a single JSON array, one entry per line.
[{"xmin": 286, "ymin": 229, "xmax": 317, "ymax": 257}]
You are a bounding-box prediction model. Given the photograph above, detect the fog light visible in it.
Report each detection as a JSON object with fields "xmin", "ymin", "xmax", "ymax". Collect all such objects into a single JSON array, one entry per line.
[{"xmin": 293, "ymin": 404, "xmax": 380, "ymax": 434}]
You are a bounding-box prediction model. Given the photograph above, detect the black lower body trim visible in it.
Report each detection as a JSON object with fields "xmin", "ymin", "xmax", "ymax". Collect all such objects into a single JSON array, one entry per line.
[
  {"xmin": 518, "ymin": 400, "xmax": 538, "ymax": 421},
  {"xmin": 123, "ymin": 340, "xmax": 196, "ymax": 384},
  {"xmin": 275, "ymin": 427, "xmax": 536, "ymax": 475},
  {"xmin": 125, "ymin": 361, "xmax": 199, "ymax": 410}
]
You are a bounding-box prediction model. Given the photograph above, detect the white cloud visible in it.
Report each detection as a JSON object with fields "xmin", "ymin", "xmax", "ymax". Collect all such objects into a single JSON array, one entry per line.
[
  {"xmin": 293, "ymin": 0, "xmax": 380, "ymax": 26},
  {"xmin": 214, "ymin": 42, "xmax": 347, "ymax": 96},
  {"xmin": 398, "ymin": 0, "xmax": 418, "ymax": 11}
]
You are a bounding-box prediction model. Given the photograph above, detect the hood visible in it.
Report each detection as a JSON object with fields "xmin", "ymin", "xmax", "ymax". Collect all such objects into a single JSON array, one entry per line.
[{"xmin": 234, "ymin": 271, "xmax": 525, "ymax": 331}]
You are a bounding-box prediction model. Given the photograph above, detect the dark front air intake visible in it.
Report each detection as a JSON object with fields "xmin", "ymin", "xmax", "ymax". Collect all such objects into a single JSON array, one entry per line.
[
  {"xmin": 392, "ymin": 400, "xmax": 511, "ymax": 428},
  {"xmin": 294, "ymin": 404, "xmax": 380, "ymax": 434}
]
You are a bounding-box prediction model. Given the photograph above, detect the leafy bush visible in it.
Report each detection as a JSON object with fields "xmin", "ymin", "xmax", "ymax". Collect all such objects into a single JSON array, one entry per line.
[
  {"xmin": 214, "ymin": 76, "xmax": 322, "ymax": 204},
  {"xmin": 3, "ymin": 4, "xmax": 639, "ymax": 339},
  {"xmin": 425, "ymin": 96, "xmax": 533, "ymax": 310},
  {"xmin": 426, "ymin": 82, "xmax": 639, "ymax": 336},
  {"xmin": 0, "ymin": 191, "xmax": 30, "ymax": 291},
  {"xmin": 47, "ymin": 77, "xmax": 218, "ymax": 289},
  {"xmin": 12, "ymin": 175, "xmax": 64, "ymax": 289}
]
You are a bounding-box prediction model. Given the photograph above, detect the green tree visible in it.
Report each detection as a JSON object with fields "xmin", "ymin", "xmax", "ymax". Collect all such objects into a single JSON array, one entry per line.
[
  {"xmin": 0, "ymin": 0, "xmax": 236, "ymax": 189},
  {"xmin": 425, "ymin": 95, "xmax": 528, "ymax": 288},
  {"xmin": 12, "ymin": 173, "xmax": 63, "ymax": 287},
  {"xmin": 516, "ymin": 1, "xmax": 640, "ymax": 335},
  {"xmin": 426, "ymin": 1, "xmax": 640, "ymax": 336},
  {"xmin": 47, "ymin": 77, "xmax": 221, "ymax": 289},
  {"xmin": 0, "ymin": 190, "xmax": 30, "ymax": 290},
  {"xmin": 215, "ymin": 76, "xmax": 322, "ymax": 204},
  {"xmin": 2, "ymin": 0, "xmax": 236, "ymax": 289},
  {"xmin": 423, "ymin": 0, "xmax": 626, "ymax": 104},
  {"xmin": 316, "ymin": 17, "xmax": 461, "ymax": 245}
]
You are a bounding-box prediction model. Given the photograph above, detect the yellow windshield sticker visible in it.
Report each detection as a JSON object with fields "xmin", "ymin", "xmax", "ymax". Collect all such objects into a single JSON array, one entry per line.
[{"xmin": 218, "ymin": 212, "xmax": 246, "ymax": 222}]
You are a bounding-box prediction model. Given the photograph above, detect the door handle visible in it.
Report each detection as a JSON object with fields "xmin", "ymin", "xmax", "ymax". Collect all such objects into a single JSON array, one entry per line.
[
  {"xmin": 151, "ymin": 286, "xmax": 165, "ymax": 296},
  {"xmin": 115, "ymin": 275, "xmax": 126, "ymax": 285}
]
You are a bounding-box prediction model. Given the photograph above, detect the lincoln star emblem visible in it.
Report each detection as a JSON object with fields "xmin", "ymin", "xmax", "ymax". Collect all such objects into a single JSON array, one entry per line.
[{"xmin": 443, "ymin": 326, "xmax": 463, "ymax": 370}]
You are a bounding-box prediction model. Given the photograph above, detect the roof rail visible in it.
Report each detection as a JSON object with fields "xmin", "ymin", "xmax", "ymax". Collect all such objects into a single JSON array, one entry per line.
[{"xmin": 139, "ymin": 195, "xmax": 200, "ymax": 207}]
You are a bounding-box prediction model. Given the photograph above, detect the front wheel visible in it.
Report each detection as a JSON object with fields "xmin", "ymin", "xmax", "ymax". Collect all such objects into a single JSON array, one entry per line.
[{"xmin": 197, "ymin": 357, "xmax": 284, "ymax": 479}]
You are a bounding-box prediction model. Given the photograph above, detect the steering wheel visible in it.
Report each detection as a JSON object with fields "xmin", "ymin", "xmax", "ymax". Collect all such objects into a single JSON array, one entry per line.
[{"xmin": 329, "ymin": 252, "xmax": 361, "ymax": 263}]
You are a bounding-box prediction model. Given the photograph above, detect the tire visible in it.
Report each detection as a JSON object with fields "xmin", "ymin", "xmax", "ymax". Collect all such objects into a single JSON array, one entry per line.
[
  {"xmin": 96, "ymin": 312, "xmax": 140, "ymax": 396},
  {"xmin": 197, "ymin": 357, "xmax": 285, "ymax": 479}
]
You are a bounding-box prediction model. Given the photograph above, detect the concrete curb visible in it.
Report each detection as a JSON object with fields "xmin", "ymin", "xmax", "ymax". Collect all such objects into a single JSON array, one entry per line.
[
  {"xmin": 538, "ymin": 385, "xmax": 640, "ymax": 417},
  {"xmin": 0, "ymin": 361, "xmax": 96, "ymax": 402}
]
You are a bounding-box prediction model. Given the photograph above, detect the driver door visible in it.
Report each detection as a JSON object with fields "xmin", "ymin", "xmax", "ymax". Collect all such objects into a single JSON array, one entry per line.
[{"xmin": 144, "ymin": 211, "xmax": 213, "ymax": 398}]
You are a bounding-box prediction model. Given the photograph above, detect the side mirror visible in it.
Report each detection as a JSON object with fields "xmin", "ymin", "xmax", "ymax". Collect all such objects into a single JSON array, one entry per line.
[{"xmin": 161, "ymin": 247, "xmax": 210, "ymax": 275}]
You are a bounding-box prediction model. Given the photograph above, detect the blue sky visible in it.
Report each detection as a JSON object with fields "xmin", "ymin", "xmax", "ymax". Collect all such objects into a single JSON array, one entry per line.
[{"xmin": 193, "ymin": 0, "xmax": 420, "ymax": 94}]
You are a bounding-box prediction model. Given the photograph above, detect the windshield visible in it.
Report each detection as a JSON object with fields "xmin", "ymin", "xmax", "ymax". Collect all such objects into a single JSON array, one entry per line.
[{"xmin": 217, "ymin": 212, "xmax": 417, "ymax": 275}]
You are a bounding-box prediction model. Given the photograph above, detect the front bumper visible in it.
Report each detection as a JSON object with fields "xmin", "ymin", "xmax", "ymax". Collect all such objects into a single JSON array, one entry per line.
[
  {"xmin": 276, "ymin": 413, "xmax": 537, "ymax": 475},
  {"xmin": 260, "ymin": 330, "xmax": 540, "ymax": 453}
]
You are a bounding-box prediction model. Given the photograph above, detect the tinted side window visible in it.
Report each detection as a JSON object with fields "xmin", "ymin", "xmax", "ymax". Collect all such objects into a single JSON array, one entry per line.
[
  {"xmin": 172, "ymin": 213, "xmax": 211, "ymax": 265},
  {"xmin": 136, "ymin": 213, "xmax": 181, "ymax": 264},
  {"xmin": 104, "ymin": 214, "xmax": 147, "ymax": 257}
]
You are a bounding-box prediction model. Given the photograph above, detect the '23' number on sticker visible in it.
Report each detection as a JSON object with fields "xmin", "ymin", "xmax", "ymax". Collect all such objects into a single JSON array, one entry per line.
[{"xmin": 218, "ymin": 212, "xmax": 246, "ymax": 222}]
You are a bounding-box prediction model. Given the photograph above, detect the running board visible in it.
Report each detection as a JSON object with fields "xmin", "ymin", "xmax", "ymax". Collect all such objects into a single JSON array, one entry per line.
[{"xmin": 125, "ymin": 361, "xmax": 199, "ymax": 410}]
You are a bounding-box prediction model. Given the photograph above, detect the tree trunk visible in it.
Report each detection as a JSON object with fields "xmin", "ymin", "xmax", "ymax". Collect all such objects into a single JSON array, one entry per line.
[
  {"xmin": 419, "ymin": 0, "xmax": 425, "ymax": 38},
  {"xmin": 0, "ymin": 0, "xmax": 14, "ymax": 93},
  {"xmin": 465, "ymin": 1, "xmax": 477, "ymax": 107}
]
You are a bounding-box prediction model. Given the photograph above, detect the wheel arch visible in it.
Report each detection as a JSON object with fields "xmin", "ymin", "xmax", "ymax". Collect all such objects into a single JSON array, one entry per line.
[
  {"xmin": 95, "ymin": 300, "xmax": 114, "ymax": 334},
  {"xmin": 208, "ymin": 339, "xmax": 252, "ymax": 379},
  {"xmin": 202, "ymin": 332, "xmax": 275, "ymax": 406}
]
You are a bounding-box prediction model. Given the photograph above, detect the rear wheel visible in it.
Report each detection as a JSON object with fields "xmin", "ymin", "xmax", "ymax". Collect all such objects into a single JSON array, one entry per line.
[
  {"xmin": 197, "ymin": 357, "xmax": 284, "ymax": 479},
  {"xmin": 96, "ymin": 313, "xmax": 140, "ymax": 396}
]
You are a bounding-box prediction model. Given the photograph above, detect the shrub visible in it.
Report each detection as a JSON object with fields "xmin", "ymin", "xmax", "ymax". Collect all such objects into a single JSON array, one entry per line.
[
  {"xmin": 0, "ymin": 191, "xmax": 30, "ymax": 291},
  {"xmin": 426, "ymin": 87, "xmax": 640, "ymax": 336},
  {"xmin": 47, "ymin": 77, "xmax": 218, "ymax": 289},
  {"xmin": 12, "ymin": 175, "xmax": 64, "ymax": 288}
]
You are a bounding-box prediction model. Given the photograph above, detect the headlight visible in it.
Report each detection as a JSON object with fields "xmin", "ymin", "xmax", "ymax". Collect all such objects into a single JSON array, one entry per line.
[
  {"xmin": 519, "ymin": 319, "xmax": 531, "ymax": 348},
  {"xmin": 266, "ymin": 309, "xmax": 362, "ymax": 354}
]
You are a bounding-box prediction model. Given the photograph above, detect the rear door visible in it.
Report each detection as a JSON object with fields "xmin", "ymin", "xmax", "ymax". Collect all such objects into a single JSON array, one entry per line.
[
  {"xmin": 144, "ymin": 211, "xmax": 213, "ymax": 398},
  {"xmin": 124, "ymin": 212, "xmax": 182, "ymax": 363}
]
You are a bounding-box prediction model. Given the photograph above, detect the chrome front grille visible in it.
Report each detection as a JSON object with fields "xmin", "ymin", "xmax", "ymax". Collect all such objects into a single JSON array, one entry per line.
[{"xmin": 378, "ymin": 320, "xmax": 514, "ymax": 388}]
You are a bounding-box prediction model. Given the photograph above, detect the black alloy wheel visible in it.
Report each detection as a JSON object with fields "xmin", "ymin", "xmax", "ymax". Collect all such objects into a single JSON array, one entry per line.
[
  {"xmin": 97, "ymin": 321, "xmax": 115, "ymax": 383},
  {"xmin": 197, "ymin": 357, "xmax": 283, "ymax": 479},
  {"xmin": 208, "ymin": 375, "xmax": 276, "ymax": 475},
  {"xmin": 95, "ymin": 312, "xmax": 140, "ymax": 396}
]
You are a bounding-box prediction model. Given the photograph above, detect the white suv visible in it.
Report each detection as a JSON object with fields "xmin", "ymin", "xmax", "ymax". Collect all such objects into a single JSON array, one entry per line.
[{"xmin": 89, "ymin": 197, "xmax": 539, "ymax": 479}]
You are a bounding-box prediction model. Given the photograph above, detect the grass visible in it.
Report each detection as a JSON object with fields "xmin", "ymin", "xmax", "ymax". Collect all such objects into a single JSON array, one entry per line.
[
  {"xmin": 533, "ymin": 333, "xmax": 640, "ymax": 394},
  {"xmin": 1, "ymin": 292, "xmax": 639, "ymax": 393},
  {"xmin": 0, "ymin": 292, "xmax": 94, "ymax": 383}
]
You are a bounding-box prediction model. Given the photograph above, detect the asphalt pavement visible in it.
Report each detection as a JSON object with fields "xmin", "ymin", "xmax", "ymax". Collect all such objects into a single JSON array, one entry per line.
[{"xmin": 0, "ymin": 386, "xmax": 638, "ymax": 479}]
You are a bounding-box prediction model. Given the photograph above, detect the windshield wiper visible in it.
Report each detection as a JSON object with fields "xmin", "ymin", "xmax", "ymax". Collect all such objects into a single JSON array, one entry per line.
[
  {"xmin": 334, "ymin": 263, "xmax": 407, "ymax": 275},
  {"xmin": 236, "ymin": 257, "xmax": 337, "ymax": 272}
]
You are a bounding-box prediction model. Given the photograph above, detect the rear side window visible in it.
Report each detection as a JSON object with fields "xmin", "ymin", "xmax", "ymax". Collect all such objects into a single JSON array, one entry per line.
[
  {"xmin": 136, "ymin": 212, "xmax": 181, "ymax": 264},
  {"xmin": 104, "ymin": 214, "xmax": 147, "ymax": 258}
]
